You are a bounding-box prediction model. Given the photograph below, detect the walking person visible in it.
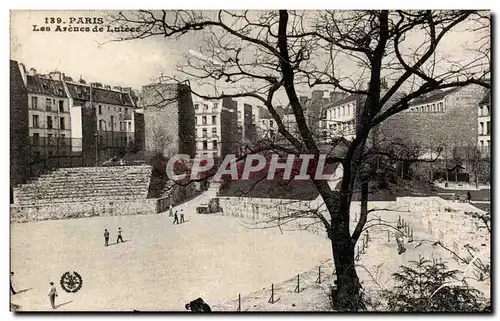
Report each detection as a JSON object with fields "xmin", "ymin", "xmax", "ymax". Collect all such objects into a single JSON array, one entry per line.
[
  {"xmin": 117, "ymin": 227, "xmax": 124, "ymax": 243},
  {"xmin": 173, "ymin": 211, "xmax": 179, "ymax": 225},
  {"xmin": 10, "ymin": 272, "xmax": 16, "ymax": 295},
  {"xmin": 104, "ymin": 229, "xmax": 110, "ymax": 247},
  {"xmin": 467, "ymin": 191, "xmax": 472, "ymax": 203},
  {"xmin": 180, "ymin": 209, "xmax": 185, "ymax": 224},
  {"xmin": 48, "ymin": 282, "xmax": 58, "ymax": 309}
]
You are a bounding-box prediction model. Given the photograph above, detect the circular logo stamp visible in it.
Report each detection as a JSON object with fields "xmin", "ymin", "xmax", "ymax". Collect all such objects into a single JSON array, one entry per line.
[{"xmin": 60, "ymin": 271, "xmax": 83, "ymax": 293}]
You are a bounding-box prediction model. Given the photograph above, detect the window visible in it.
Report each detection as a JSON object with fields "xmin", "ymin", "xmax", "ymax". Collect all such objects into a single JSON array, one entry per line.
[
  {"xmin": 486, "ymin": 121, "xmax": 491, "ymax": 135},
  {"xmin": 46, "ymin": 98, "xmax": 52, "ymax": 111},
  {"xmin": 47, "ymin": 133, "xmax": 53, "ymax": 145},
  {"xmin": 202, "ymin": 140, "xmax": 208, "ymax": 149},
  {"xmin": 202, "ymin": 116, "xmax": 207, "ymax": 125},
  {"xmin": 212, "ymin": 115, "xmax": 217, "ymax": 124},
  {"xmin": 270, "ymin": 120, "xmax": 274, "ymax": 128},
  {"xmin": 213, "ymin": 140, "xmax": 218, "ymax": 150},
  {"xmin": 60, "ymin": 117, "xmax": 65, "ymax": 130},
  {"xmin": 32, "ymin": 115, "xmax": 39, "ymax": 128},
  {"xmin": 347, "ymin": 105, "xmax": 350, "ymax": 115},
  {"xmin": 212, "ymin": 127, "xmax": 217, "ymax": 137},
  {"xmin": 480, "ymin": 122, "xmax": 484, "ymax": 135},
  {"xmin": 110, "ymin": 116, "xmax": 114, "ymax": 130},
  {"xmin": 98, "ymin": 105, "xmax": 102, "ymax": 114},
  {"xmin": 204, "ymin": 104, "xmax": 209, "ymax": 110},
  {"xmin": 47, "ymin": 116, "xmax": 53, "ymax": 129},
  {"xmin": 342, "ymin": 106, "xmax": 345, "ymax": 116},
  {"xmin": 213, "ymin": 103, "xmax": 219, "ymax": 109},
  {"xmin": 33, "ymin": 133, "xmax": 40, "ymax": 146},
  {"xmin": 480, "ymin": 140, "xmax": 484, "ymax": 146},
  {"xmin": 352, "ymin": 105, "xmax": 356, "ymax": 115},
  {"xmin": 59, "ymin": 100, "xmax": 64, "ymax": 112},
  {"xmin": 31, "ymin": 96, "xmax": 38, "ymax": 110},
  {"xmin": 128, "ymin": 123, "xmax": 132, "ymax": 131},
  {"xmin": 194, "ymin": 104, "xmax": 199, "ymax": 110},
  {"xmin": 202, "ymin": 128, "xmax": 207, "ymax": 138}
]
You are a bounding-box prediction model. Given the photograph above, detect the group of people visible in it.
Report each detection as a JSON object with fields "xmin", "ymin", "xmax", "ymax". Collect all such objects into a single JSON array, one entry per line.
[
  {"xmin": 103, "ymin": 227, "xmax": 124, "ymax": 247},
  {"xmin": 11, "ymin": 272, "xmax": 59, "ymax": 309},
  {"xmin": 171, "ymin": 208, "xmax": 185, "ymax": 225}
]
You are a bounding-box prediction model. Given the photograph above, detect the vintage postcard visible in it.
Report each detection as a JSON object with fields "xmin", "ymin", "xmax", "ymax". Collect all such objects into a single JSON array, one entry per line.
[{"xmin": 9, "ymin": 9, "xmax": 491, "ymax": 312}]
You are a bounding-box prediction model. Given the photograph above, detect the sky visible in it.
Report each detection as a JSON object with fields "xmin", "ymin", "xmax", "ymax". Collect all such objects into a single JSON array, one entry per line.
[
  {"xmin": 10, "ymin": 10, "xmax": 489, "ymax": 101},
  {"xmin": 10, "ymin": 10, "xmax": 198, "ymax": 90}
]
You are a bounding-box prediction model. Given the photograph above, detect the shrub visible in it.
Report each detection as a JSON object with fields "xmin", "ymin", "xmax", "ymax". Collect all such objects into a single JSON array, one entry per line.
[{"xmin": 382, "ymin": 257, "xmax": 488, "ymax": 312}]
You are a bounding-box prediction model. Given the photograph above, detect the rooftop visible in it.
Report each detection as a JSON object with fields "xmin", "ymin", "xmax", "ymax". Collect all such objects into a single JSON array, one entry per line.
[
  {"xmin": 26, "ymin": 75, "xmax": 67, "ymax": 98},
  {"xmin": 65, "ymin": 82, "xmax": 135, "ymax": 107}
]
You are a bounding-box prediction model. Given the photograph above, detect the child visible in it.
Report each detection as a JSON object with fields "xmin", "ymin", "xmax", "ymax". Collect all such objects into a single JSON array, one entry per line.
[
  {"xmin": 104, "ymin": 229, "xmax": 110, "ymax": 246},
  {"xmin": 117, "ymin": 228, "xmax": 124, "ymax": 243}
]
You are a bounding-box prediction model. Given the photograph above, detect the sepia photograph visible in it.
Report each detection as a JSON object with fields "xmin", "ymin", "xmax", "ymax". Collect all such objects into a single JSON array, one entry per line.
[{"xmin": 8, "ymin": 8, "xmax": 491, "ymax": 313}]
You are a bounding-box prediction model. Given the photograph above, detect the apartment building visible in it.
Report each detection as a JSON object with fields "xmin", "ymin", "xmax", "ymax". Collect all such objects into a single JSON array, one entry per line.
[
  {"xmin": 194, "ymin": 97, "xmax": 238, "ymax": 159},
  {"xmin": 18, "ymin": 65, "xmax": 72, "ymax": 162},
  {"xmin": 478, "ymin": 89, "xmax": 491, "ymax": 157}
]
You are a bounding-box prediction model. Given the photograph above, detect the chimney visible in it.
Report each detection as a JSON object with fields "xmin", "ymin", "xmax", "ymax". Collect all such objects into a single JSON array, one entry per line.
[
  {"xmin": 92, "ymin": 82, "xmax": 102, "ymax": 88},
  {"xmin": 28, "ymin": 68, "xmax": 37, "ymax": 76},
  {"xmin": 18, "ymin": 63, "xmax": 27, "ymax": 85},
  {"xmin": 104, "ymin": 85, "xmax": 111, "ymax": 90},
  {"xmin": 113, "ymin": 86, "xmax": 123, "ymax": 91}
]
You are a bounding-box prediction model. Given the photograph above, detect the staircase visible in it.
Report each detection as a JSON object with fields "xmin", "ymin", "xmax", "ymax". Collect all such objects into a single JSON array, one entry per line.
[{"xmin": 13, "ymin": 165, "xmax": 152, "ymax": 206}]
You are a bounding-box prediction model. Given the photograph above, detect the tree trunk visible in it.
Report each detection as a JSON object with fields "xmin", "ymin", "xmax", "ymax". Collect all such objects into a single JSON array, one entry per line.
[{"xmin": 329, "ymin": 203, "xmax": 362, "ymax": 311}]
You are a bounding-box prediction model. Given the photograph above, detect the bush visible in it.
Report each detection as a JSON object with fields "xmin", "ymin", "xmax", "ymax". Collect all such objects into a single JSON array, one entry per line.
[{"xmin": 382, "ymin": 257, "xmax": 489, "ymax": 312}]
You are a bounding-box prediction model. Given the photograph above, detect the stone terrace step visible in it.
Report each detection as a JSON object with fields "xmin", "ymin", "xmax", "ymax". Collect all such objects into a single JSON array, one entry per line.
[
  {"xmin": 14, "ymin": 165, "xmax": 152, "ymax": 206},
  {"xmin": 15, "ymin": 195, "xmax": 146, "ymax": 206}
]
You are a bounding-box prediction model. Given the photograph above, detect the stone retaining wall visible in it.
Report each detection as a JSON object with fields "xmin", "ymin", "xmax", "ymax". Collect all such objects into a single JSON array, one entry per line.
[
  {"xmin": 11, "ymin": 198, "xmax": 159, "ymax": 223},
  {"xmin": 217, "ymin": 197, "xmax": 329, "ymax": 239}
]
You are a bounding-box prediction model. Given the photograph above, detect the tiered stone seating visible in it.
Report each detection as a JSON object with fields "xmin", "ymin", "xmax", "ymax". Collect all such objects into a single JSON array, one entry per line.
[{"xmin": 13, "ymin": 165, "xmax": 152, "ymax": 206}]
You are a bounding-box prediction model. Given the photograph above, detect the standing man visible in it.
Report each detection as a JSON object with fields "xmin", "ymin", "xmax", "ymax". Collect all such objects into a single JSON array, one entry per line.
[
  {"xmin": 173, "ymin": 211, "xmax": 179, "ymax": 225},
  {"xmin": 467, "ymin": 191, "xmax": 472, "ymax": 203},
  {"xmin": 104, "ymin": 229, "xmax": 110, "ymax": 247},
  {"xmin": 180, "ymin": 209, "xmax": 185, "ymax": 224},
  {"xmin": 10, "ymin": 272, "xmax": 16, "ymax": 295},
  {"xmin": 48, "ymin": 282, "xmax": 58, "ymax": 309},
  {"xmin": 117, "ymin": 227, "xmax": 124, "ymax": 243}
]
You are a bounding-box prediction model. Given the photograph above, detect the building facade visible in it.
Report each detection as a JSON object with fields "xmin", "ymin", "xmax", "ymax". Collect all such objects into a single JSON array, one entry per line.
[
  {"xmin": 64, "ymin": 79, "xmax": 138, "ymax": 164},
  {"xmin": 380, "ymin": 84, "xmax": 486, "ymax": 156},
  {"xmin": 193, "ymin": 97, "xmax": 238, "ymax": 159},
  {"xmin": 322, "ymin": 95, "xmax": 361, "ymax": 142},
  {"xmin": 17, "ymin": 65, "xmax": 73, "ymax": 167},
  {"xmin": 478, "ymin": 89, "xmax": 491, "ymax": 157},
  {"xmin": 141, "ymin": 82, "xmax": 196, "ymax": 160},
  {"xmin": 10, "ymin": 60, "xmax": 30, "ymax": 188}
]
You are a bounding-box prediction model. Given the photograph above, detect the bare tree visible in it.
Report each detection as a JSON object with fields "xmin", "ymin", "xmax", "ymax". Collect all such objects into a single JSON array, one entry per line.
[
  {"xmin": 149, "ymin": 124, "xmax": 173, "ymax": 157},
  {"xmin": 109, "ymin": 10, "xmax": 490, "ymax": 311}
]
